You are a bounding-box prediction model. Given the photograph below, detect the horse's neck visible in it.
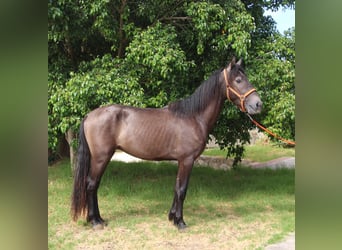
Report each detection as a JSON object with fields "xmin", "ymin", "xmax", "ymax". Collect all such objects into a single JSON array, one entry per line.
[{"xmin": 198, "ymin": 96, "xmax": 225, "ymax": 133}]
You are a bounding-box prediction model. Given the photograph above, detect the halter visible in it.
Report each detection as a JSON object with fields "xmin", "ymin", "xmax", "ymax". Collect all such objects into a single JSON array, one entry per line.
[{"xmin": 223, "ymin": 68, "xmax": 256, "ymax": 113}]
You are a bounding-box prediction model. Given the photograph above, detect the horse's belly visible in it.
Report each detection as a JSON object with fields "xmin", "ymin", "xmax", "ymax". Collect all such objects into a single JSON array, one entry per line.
[
  {"xmin": 116, "ymin": 128, "xmax": 178, "ymax": 160},
  {"xmin": 118, "ymin": 142, "xmax": 177, "ymax": 161}
]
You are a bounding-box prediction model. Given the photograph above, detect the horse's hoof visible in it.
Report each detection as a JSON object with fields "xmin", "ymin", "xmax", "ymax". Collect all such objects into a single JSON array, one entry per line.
[
  {"xmin": 90, "ymin": 219, "xmax": 106, "ymax": 230},
  {"xmin": 92, "ymin": 223, "xmax": 104, "ymax": 230},
  {"xmin": 168, "ymin": 212, "xmax": 175, "ymax": 221},
  {"xmin": 177, "ymin": 222, "xmax": 187, "ymax": 231}
]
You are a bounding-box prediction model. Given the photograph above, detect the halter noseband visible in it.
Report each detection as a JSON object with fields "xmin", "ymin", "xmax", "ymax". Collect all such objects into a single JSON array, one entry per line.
[{"xmin": 223, "ymin": 68, "xmax": 256, "ymax": 113}]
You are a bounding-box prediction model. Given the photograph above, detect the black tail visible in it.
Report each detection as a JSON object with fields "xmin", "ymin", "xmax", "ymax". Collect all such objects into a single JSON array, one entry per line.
[{"xmin": 71, "ymin": 118, "xmax": 90, "ymax": 221}]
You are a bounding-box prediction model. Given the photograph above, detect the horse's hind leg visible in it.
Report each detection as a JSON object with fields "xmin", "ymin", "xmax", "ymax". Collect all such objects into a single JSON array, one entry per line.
[{"xmin": 86, "ymin": 151, "xmax": 114, "ymax": 229}]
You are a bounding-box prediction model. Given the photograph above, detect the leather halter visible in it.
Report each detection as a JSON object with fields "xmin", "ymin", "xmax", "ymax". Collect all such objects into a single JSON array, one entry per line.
[{"xmin": 223, "ymin": 68, "xmax": 256, "ymax": 113}]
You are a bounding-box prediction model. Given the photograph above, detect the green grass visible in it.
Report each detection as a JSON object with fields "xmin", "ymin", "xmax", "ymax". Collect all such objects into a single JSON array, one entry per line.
[
  {"xmin": 48, "ymin": 159, "xmax": 294, "ymax": 249},
  {"xmin": 203, "ymin": 144, "xmax": 295, "ymax": 162}
]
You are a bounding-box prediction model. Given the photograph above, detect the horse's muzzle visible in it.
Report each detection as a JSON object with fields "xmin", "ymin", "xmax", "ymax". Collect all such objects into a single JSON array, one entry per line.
[{"xmin": 245, "ymin": 95, "xmax": 262, "ymax": 114}]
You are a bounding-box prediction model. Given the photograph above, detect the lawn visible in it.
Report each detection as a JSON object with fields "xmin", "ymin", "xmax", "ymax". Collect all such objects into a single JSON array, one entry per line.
[
  {"xmin": 203, "ymin": 144, "xmax": 295, "ymax": 162},
  {"xmin": 48, "ymin": 158, "xmax": 294, "ymax": 249}
]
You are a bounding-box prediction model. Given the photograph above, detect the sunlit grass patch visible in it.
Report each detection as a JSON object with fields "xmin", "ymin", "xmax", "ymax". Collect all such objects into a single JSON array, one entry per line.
[{"xmin": 203, "ymin": 144, "xmax": 295, "ymax": 162}]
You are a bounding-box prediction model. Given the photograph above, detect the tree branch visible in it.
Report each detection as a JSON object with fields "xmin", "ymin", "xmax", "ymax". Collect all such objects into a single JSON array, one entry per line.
[{"xmin": 159, "ymin": 16, "xmax": 192, "ymax": 21}]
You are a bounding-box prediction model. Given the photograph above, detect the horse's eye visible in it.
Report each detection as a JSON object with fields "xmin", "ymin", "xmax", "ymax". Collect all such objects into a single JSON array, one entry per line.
[{"xmin": 236, "ymin": 78, "xmax": 242, "ymax": 83}]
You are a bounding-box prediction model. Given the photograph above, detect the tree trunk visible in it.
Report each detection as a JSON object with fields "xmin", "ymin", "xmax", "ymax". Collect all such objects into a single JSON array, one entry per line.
[
  {"xmin": 65, "ymin": 129, "xmax": 77, "ymax": 174},
  {"xmin": 117, "ymin": 0, "xmax": 127, "ymax": 58}
]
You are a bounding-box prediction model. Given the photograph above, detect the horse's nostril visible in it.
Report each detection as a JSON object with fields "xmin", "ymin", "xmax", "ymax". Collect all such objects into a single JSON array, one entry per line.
[{"xmin": 256, "ymin": 101, "xmax": 262, "ymax": 108}]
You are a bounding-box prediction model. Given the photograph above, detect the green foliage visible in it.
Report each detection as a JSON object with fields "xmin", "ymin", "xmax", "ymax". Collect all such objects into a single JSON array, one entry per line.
[
  {"xmin": 48, "ymin": 55, "xmax": 145, "ymax": 150},
  {"xmin": 248, "ymin": 28, "xmax": 295, "ymax": 142},
  {"xmin": 264, "ymin": 0, "xmax": 295, "ymax": 11},
  {"xmin": 184, "ymin": 0, "xmax": 255, "ymax": 76},
  {"xmin": 125, "ymin": 22, "xmax": 194, "ymax": 106},
  {"xmin": 223, "ymin": 1, "xmax": 255, "ymax": 58},
  {"xmin": 48, "ymin": 0, "xmax": 295, "ymax": 163},
  {"xmin": 211, "ymin": 104, "xmax": 254, "ymax": 167},
  {"xmin": 186, "ymin": 2, "xmax": 227, "ymax": 55}
]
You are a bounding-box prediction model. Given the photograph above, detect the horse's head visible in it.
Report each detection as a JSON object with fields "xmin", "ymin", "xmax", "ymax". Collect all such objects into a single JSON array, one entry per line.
[{"xmin": 223, "ymin": 58, "xmax": 262, "ymax": 114}]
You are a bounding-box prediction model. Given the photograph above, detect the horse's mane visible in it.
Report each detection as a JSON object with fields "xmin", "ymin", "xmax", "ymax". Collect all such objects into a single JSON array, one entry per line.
[{"xmin": 168, "ymin": 70, "xmax": 224, "ymax": 117}]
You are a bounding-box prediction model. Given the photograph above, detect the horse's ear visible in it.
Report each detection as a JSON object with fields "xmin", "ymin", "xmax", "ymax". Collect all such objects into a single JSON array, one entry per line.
[
  {"xmin": 227, "ymin": 61, "xmax": 232, "ymax": 73},
  {"xmin": 237, "ymin": 58, "xmax": 243, "ymax": 66},
  {"xmin": 230, "ymin": 57, "xmax": 236, "ymax": 66},
  {"xmin": 227, "ymin": 57, "xmax": 236, "ymax": 72}
]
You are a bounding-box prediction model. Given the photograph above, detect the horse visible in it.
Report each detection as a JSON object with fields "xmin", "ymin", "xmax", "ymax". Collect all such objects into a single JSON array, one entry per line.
[{"xmin": 71, "ymin": 57, "xmax": 262, "ymax": 230}]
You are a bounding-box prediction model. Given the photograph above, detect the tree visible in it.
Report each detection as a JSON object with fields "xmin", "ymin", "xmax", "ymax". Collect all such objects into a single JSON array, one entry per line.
[
  {"xmin": 247, "ymin": 28, "xmax": 295, "ymax": 143},
  {"xmin": 48, "ymin": 0, "xmax": 295, "ymax": 167},
  {"xmin": 49, "ymin": 55, "xmax": 146, "ymax": 168}
]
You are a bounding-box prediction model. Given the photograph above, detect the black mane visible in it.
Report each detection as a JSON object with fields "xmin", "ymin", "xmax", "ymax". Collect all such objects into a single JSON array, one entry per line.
[{"xmin": 168, "ymin": 70, "xmax": 224, "ymax": 117}]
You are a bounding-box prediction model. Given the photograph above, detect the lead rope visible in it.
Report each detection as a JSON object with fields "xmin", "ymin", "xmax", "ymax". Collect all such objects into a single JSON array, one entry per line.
[{"xmin": 246, "ymin": 113, "xmax": 295, "ymax": 146}]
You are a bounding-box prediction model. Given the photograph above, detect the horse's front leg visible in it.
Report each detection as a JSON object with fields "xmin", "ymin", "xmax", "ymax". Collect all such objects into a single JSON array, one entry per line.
[{"xmin": 168, "ymin": 157, "xmax": 194, "ymax": 230}]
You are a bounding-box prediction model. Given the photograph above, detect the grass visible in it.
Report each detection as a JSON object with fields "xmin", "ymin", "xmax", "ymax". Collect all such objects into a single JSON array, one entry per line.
[
  {"xmin": 48, "ymin": 158, "xmax": 294, "ymax": 249},
  {"xmin": 203, "ymin": 144, "xmax": 295, "ymax": 162}
]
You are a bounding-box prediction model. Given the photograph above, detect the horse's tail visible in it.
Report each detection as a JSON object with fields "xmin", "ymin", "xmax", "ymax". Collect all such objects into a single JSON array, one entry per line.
[{"xmin": 71, "ymin": 118, "xmax": 90, "ymax": 221}]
